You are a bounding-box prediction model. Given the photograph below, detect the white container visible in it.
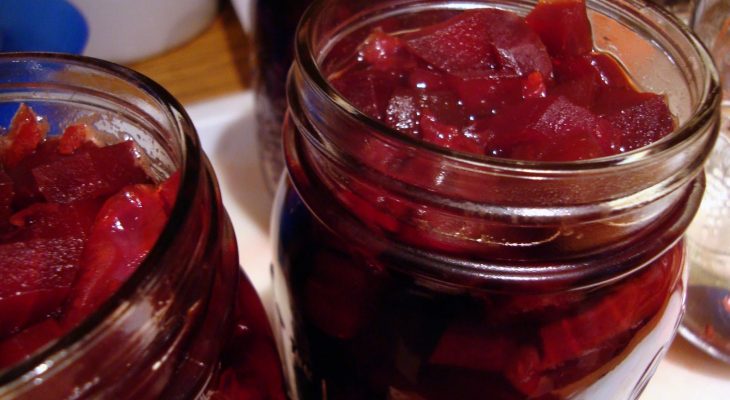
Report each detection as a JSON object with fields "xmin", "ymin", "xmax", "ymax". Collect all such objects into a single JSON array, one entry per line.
[{"xmin": 69, "ymin": 0, "xmax": 218, "ymax": 64}]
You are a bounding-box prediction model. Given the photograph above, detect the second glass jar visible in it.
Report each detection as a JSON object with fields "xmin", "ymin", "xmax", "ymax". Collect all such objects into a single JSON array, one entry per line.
[{"xmin": 272, "ymin": 0, "xmax": 720, "ymax": 399}]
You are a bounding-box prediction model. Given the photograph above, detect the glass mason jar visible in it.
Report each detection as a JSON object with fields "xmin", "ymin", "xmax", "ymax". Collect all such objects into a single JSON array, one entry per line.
[
  {"xmin": 271, "ymin": 0, "xmax": 721, "ymax": 399},
  {"xmin": 0, "ymin": 53, "xmax": 285, "ymax": 399},
  {"xmin": 252, "ymin": 0, "xmax": 313, "ymax": 192}
]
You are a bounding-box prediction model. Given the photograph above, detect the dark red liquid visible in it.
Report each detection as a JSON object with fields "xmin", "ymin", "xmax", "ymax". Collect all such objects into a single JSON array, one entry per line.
[{"xmin": 274, "ymin": 1, "xmax": 688, "ymax": 398}]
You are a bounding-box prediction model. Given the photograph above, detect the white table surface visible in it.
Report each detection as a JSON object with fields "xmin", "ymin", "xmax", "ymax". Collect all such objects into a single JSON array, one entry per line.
[{"xmin": 187, "ymin": 91, "xmax": 730, "ymax": 400}]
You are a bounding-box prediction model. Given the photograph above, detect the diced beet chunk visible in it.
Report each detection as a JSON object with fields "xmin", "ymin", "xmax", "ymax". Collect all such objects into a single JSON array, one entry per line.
[
  {"xmin": 359, "ymin": 28, "xmax": 417, "ymax": 71},
  {"xmin": 88, "ymin": 141, "xmax": 150, "ymax": 194},
  {"xmin": 1, "ymin": 104, "xmax": 49, "ymax": 169},
  {"xmin": 330, "ymin": 68, "xmax": 403, "ymax": 120},
  {"xmin": 595, "ymin": 88, "xmax": 675, "ymax": 151},
  {"xmin": 0, "ymin": 237, "xmax": 82, "ymax": 337},
  {"xmin": 6, "ymin": 140, "xmax": 63, "ymax": 209},
  {"xmin": 58, "ymin": 124, "xmax": 91, "ymax": 155},
  {"xmin": 526, "ymin": 0, "xmax": 593, "ymax": 58},
  {"xmin": 64, "ymin": 183, "xmax": 168, "ymax": 326},
  {"xmin": 405, "ymin": 9, "xmax": 552, "ymax": 78},
  {"xmin": 539, "ymin": 248, "xmax": 678, "ymax": 370},
  {"xmin": 420, "ymin": 112, "xmax": 485, "ymax": 154},
  {"xmin": 32, "ymin": 152, "xmax": 100, "ymax": 203},
  {"xmin": 33, "ymin": 141, "xmax": 149, "ymax": 203},
  {"xmin": 385, "ymin": 89, "xmax": 421, "ymax": 137},
  {"xmin": 10, "ymin": 201, "xmax": 99, "ymax": 241},
  {"xmin": 404, "ymin": 11, "xmax": 499, "ymax": 75},
  {"xmin": 448, "ymin": 74, "xmax": 523, "ymax": 118},
  {"xmin": 487, "ymin": 96, "xmax": 619, "ymax": 161}
]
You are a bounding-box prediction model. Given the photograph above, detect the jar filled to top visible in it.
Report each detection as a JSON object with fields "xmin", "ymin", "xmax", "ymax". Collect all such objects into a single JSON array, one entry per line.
[
  {"xmin": 0, "ymin": 53, "xmax": 285, "ymax": 399},
  {"xmin": 271, "ymin": 0, "xmax": 720, "ymax": 398}
]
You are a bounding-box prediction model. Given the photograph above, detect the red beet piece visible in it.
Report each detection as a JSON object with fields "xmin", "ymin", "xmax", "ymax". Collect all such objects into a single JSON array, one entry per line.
[
  {"xmin": 359, "ymin": 28, "xmax": 417, "ymax": 71},
  {"xmin": 385, "ymin": 89, "xmax": 421, "ymax": 138},
  {"xmin": 9, "ymin": 201, "xmax": 99, "ymax": 241},
  {"xmin": 330, "ymin": 68, "xmax": 403, "ymax": 120},
  {"xmin": 539, "ymin": 251, "xmax": 675, "ymax": 370},
  {"xmin": 6, "ymin": 140, "xmax": 63, "ymax": 209},
  {"xmin": 409, "ymin": 68, "xmax": 448, "ymax": 92},
  {"xmin": 525, "ymin": 0, "xmax": 593, "ymax": 58},
  {"xmin": 0, "ymin": 237, "xmax": 83, "ymax": 338},
  {"xmin": 1, "ymin": 104, "xmax": 49, "ymax": 169},
  {"xmin": 405, "ymin": 9, "xmax": 552, "ymax": 78},
  {"xmin": 420, "ymin": 111, "xmax": 485, "ymax": 154},
  {"xmin": 448, "ymin": 74, "xmax": 524, "ymax": 118},
  {"xmin": 0, "ymin": 319, "xmax": 63, "ymax": 370},
  {"xmin": 58, "ymin": 124, "xmax": 90, "ymax": 155},
  {"xmin": 303, "ymin": 250, "xmax": 383, "ymax": 339},
  {"xmin": 33, "ymin": 141, "xmax": 149, "ymax": 203},
  {"xmin": 487, "ymin": 96, "xmax": 619, "ymax": 161},
  {"xmin": 64, "ymin": 183, "xmax": 168, "ymax": 326},
  {"xmin": 551, "ymin": 53, "xmax": 634, "ymax": 108},
  {"xmin": 594, "ymin": 88, "xmax": 675, "ymax": 151}
]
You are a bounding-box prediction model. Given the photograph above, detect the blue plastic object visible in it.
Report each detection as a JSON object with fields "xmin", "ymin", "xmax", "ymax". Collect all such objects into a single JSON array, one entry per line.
[{"xmin": 0, "ymin": 0, "xmax": 88, "ymax": 54}]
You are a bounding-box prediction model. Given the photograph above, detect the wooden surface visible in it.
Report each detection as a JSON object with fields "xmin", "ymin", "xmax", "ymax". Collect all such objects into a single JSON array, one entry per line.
[{"xmin": 128, "ymin": 1, "xmax": 252, "ymax": 105}]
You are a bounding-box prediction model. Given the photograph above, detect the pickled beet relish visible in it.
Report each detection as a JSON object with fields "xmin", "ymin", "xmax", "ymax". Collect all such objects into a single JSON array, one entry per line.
[
  {"xmin": 277, "ymin": 0, "xmax": 684, "ymax": 398},
  {"xmin": 0, "ymin": 104, "xmax": 178, "ymax": 369},
  {"xmin": 328, "ymin": 0, "xmax": 674, "ymax": 161}
]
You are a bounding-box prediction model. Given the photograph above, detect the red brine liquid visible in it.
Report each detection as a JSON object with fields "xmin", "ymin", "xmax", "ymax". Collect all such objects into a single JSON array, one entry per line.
[
  {"xmin": 273, "ymin": 0, "xmax": 689, "ymax": 398},
  {"xmin": 0, "ymin": 104, "xmax": 284, "ymax": 399}
]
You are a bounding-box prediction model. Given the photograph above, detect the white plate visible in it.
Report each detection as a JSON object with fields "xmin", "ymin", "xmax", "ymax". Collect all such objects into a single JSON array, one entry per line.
[{"xmin": 187, "ymin": 91, "xmax": 730, "ymax": 400}]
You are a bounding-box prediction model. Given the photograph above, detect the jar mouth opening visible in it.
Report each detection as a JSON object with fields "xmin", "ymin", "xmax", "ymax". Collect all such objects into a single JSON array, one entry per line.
[
  {"xmin": 296, "ymin": 0, "xmax": 721, "ymax": 175},
  {"xmin": 0, "ymin": 52, "xmax": 201, "ymax": 385}
]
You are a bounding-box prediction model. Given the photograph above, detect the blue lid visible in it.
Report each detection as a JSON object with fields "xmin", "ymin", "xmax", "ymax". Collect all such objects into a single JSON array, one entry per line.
[{"xmin": 0, "ymin": 0, "xmax": 88, "ymax": 54}]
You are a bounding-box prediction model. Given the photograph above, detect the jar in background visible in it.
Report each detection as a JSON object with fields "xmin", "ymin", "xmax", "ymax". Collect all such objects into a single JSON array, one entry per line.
[
  {"xmin": 271, "ymin": 0, "xmax": 720, "ymax": 399},
  {"xmin": 0, "ymin": 53, "xmax": 285, "ymax": 399},
  {"xmin": 252, "ymin": 0, "xmax": 313, "ymax": 192}
]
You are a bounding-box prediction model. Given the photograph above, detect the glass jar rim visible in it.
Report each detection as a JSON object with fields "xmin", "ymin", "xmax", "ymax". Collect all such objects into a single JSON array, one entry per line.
[
  {"xmin": 294, "ymin": 0, "xmax": 721, "ymax": 175},
  {"xmin": 0, "ymin": 52, "xmax": 201, "ymax": 385}
]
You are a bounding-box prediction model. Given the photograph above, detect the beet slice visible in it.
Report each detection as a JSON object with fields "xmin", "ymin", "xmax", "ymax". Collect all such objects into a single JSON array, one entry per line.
[
  {"xmin": 420, "ymin": 111, "xmax": 485, "ymax": 154},
  {"xmin": 525, "ymin": 0, "xmax": 593, "ymax": 58},
  {"xmin": 1, "ymin": 104, "xmax": 49, "ymax": 169},
  {"xmin": 594, "ymin": 88, "xmax": 675, "ymax": 151},
  {"xmin": 539, "ymin": 251, "xmax": 675, "ymax": 370},
  {"xmin": 487, "ymin": 96, "xmax": 619, "ymax": 161},
  {"xmin": 9, "ymin": 201, "xmax": 99, "ymax": 241},
  {"xmin": 33, "ymin": 141, "xmax": 149, "ymax": 203},
  {"xmin": 385, "ymin": 89, "xmax": 421, "ymax": 138},
  {"xmin": 0, "ymin": 237, "xmax": 83, "ymax": 338},
  {"xmin": 405, "ymin": 9, "xmax": 552, "ymax": 78},
  {"xmin": 64, "ymin": 183, "xmax": 168, "ymax": 326},
  {"xmin": 359, "ymin": 28, "xmax": 417, "ymax": 71},
  {"xmin": 6, "ymin": 140, "xmax": 63, "ymax": 209},
  {"xmin": 330, "ymin": 68, "xmax": 403, "ymax": 120},
  {"xmin": 448, "ymin": 74, "xmax": 524, "ymax": 118},
  {"xmin": 58, "ymin": 124, "xmax": 91, "ymax": 155}
]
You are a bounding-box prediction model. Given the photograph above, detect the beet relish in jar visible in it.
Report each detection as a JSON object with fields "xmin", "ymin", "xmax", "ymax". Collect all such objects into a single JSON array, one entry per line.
[
  {"xmin": 271, "ymin": 0, "xmax": 721, "ymax": 399},
  {"xmin": 0, "ymin": 54, "xmax": 285, "ymax": 399}
]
